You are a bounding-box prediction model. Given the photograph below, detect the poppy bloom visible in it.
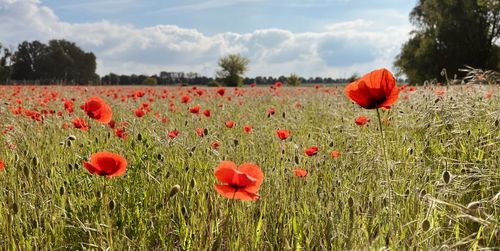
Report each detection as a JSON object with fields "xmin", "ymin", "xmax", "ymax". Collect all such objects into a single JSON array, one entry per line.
[
  {"xmin": 189, "ymin": 105, "xmax": 200, "ymax": 114},
  {"xmin": 0, "ymin": 160, "xmax": 4, "ymax": 171},
  {"xmin": 203, "ymin": 109, "xmax": 211, "ymax": 117},
  {"xmin": 225, "ymin": 120, "xmax": 235, "ymax": 128},
  {"xmin": 82, "ymin": 96, "xmax": 112, "ymax": 123},
  {"xmin": 276, "ymin": 129, "xmax": 290, "ymax": 140},
  {"xmin": 243, "ymin": 125, "xmax": 252, "ymax": 133},
  {"xmin": 83, "ymin": 152, "xmax": 127, "ymax": 178},
  {"xmin": 115, "ymin": 128, "xmax": 128, "ymax": 140},
  {"xmin": 72, "ymin": 117, "xmax": 89, "ymax": 131},
  {"xmin": 168, "ymin": 129, "xmax": 179, "ymax": 139},
  {"xmin": 108, "ymin": 120, "xmax": 116, "ymax": 129},
  {"xmin": 344, "ymin": 68, "xmax": 399, "ymax": 109},
  {"xmin": 216, "ymin": 88, "xmax": 226, "ymax": 96},
  {"xmin": 304, "ymin": 146, "xmax": 318, "ymax": 156},
  {"xmin": 267, "ymin": 108, "xmax": 276, "ymax": 116},
  {"xmin": 211, "ymin": 140, "xmax": 221, "ymax": 150},
  {"xmin": 134, "ymin": 108, "xmax": 145, "ymax": 118},
  {"xmin": 355, "ymin": 116, "xmax": 370, "ymax": 126},
  {"xmin": 195, "ymin": 128, "xmax": 205, "ymax": 137},
  {"xmin": 294, "ymin": 168, "xmax": 308, "ymax": 177},
  {"xmin": 214, "ymin": 161, "xmax": 264, "ymax": 201},
  {"xmin": 330, "ymin": 150, "xmax": 341, "ymax": 158},
  {"xmin": 180, "ymin": 95, "xmax": 191, "ymax": 103}
]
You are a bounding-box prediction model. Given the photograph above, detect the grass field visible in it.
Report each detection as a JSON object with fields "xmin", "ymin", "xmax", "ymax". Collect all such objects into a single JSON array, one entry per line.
[{"xmin": 0, "ymin": 84, "xmax": 499, "ymax": 250}]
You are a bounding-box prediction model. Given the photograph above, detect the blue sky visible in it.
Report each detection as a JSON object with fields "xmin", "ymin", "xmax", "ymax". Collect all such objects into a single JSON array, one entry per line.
[{"xmin": 0, "ymin": 0, "xmax": 416, "ymax": 77}]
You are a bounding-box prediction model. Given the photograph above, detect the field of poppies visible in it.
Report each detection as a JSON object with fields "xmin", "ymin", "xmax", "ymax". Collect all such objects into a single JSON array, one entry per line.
[{"xmin": 0, "ymin": 69, "xmax": 499, "ymax": 250}]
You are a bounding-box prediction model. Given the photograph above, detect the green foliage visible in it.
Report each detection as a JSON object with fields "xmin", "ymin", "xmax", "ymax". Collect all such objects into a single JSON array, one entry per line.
[
  {"xmin": 11, "ymin": 40, "xmax": 97, "ymax": 84},
  {"xmin": 395, "ymin": 0, "xmax": 500, "ymax": 84},
  {"xmin": 141, "ymin": 77, "xmax": 157, "ymax": 86},
  {"xmin": 215, "ymin": 54, "xmax": 249, "ymax": 87},
  {"xmin": 286, "ymin": 73, "xmax": 301, "ymax": 86}
]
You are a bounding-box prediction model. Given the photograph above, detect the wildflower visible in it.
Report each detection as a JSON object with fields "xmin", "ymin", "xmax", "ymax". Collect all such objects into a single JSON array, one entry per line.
[
  {"xmin": 214, "ymin": 161, "xmax": 264, "ymax": 201},
  {"xmin": 83, "ymin": 152, "xmax": 127, "ymax": 178},
  {"xmin": 344, "ymin": 68, "xmax": 399, "ymax": 109}
]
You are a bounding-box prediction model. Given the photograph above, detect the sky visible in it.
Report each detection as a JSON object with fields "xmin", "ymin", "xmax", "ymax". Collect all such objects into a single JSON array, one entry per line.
[{"xmin": 0, "ymin": 0, "xmax": 416, "ymax": 78}]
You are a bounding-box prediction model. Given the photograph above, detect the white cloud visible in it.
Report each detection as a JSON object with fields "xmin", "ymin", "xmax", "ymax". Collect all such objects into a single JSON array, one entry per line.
[{"xmin": 0, "ymin": 0, "xmax": 411, "ymax": 78}]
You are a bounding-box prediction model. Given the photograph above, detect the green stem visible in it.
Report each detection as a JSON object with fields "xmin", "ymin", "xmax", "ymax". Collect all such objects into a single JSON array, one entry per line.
[{"xmin": 376, "ymin": 108, "xmax": 392, "ymax": 237}]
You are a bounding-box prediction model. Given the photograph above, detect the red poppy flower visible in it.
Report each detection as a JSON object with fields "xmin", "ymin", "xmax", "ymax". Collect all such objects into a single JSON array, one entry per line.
[
  {"xmin": 243, "ymin": 125, "xmax": 252, "ymax": 133},
  {"xmin": 180, "ymin": 95, "xmax": 191, "ymax": 103},
  {"xmin": 83, "ymin": 151, "xmax": 127, "ymax": 178},
  {"xmin": 276, "ymin": 129, "xmax": 290, "ymax": 140},
  {"xmin": 330, "ymin": 150, "xmax": 341, "ymax": 158},
  {"xmin": 344, "ymin": 68, "xmax": 399, "ymax": 109},
  {"xmin": 108, "ymin": 120, "xmax": 116, "ymax": 129},
  {"xmin": 0, "ymin": 160, "xmax": 4, "ymax": 171},
  {"xmin": 355, "ymin": 116, "xmax": 370, "ymax": 126},
  {"xmin": 134, "ymin": 108, "xmax": 145, "ymax": 118},
  {"xmin": 294, "ymin": 168, "xmax": 308, "ymax": 177},
  {"xmin": 203, "ymin": 109, "xmax": 211, "ymax": 117},
  {"xmin": 304, "ymin": 146, "xmax": 318, "ymax": 156},
  {"xmin": 189, "ymin": 105, "xmax": 200, "ymax": 114},
  {"xmin": 168, "ymin": 129, "xmax": 179, "ymax": 139},
  {"xmin": 72, "ymin": 117, "xmax": 89, "ymax": 131},
  {"xmin": 267, "ymin": 108, "xmax": 276, "ymax": 116},
  {"xmin": 195, "ymin": 128, "xmax": 205, "ymax": 137},
  {"xmin": 211, "ymin": 141, "xmax": 221, "ymax": 149},
  {"xmin": 82, "ymin": 96, "xmax": 112, "ymax": 123},
  {"xmin": 115, "ymin": 128, "xmax": 128, "ymax": 140},
  {"xmin": 225, "ymin": 120, "xmax": 235, "ymax": 128},
  {"xmin": 214, "ymin": 161, "xmax": 264, "ymax": 201},
  {"xmin": 217, "ymin": 88, "xmax": 226, "ymax": 96}
]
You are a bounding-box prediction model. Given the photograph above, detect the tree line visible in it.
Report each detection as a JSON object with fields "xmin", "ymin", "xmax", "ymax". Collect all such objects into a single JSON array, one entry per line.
[
  {"xmin": 0, "ymin": 40, "xmax": 98, "ymax": 84},
  {"xmin": 1, "ymin": 0, "xmax": 498, "ymax": 86}
]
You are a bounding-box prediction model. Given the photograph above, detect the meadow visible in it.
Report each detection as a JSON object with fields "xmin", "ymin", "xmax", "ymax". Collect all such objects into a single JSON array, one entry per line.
[{"xmin": 0, "ymin": 81, "xmax": 499, "ymax": 250}]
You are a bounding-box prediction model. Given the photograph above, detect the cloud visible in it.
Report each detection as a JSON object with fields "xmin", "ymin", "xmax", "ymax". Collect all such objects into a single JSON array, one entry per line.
[{"xmin": 0, "ymin": 0, "xmax": 411, "ymax": 78}]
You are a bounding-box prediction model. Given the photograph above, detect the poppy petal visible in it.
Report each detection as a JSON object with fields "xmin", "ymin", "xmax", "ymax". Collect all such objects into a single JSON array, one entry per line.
[
  {"xmin": 238, "ymin": 163, "xmax": 264, "ymax": 193},
  {"xmin": 214, "ymin": 161, "xmax": 238, "ymax": 184}
]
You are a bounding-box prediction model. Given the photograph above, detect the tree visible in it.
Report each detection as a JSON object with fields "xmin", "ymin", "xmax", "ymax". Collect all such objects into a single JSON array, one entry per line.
[
  {"xmin": 395, "ymin": 0, "xmax": 500, "ymax": 84},
  {"xmin": 286, "ymin": 73, "xmax": 301, "ymax": 86},
  {"xmin": 142, "ymin": 76, "xmax": 157, "ymax": 85},
  {"xmin": 215, "ymin": 54, "xmax": 249, "ymax": 87},
  {"xmin": 11, "ymin": 40, "xmax": 97, "ymax": 84},
  {"xmin": 0, "ymin": 43, "xmax": 12, "ymax": 83}
]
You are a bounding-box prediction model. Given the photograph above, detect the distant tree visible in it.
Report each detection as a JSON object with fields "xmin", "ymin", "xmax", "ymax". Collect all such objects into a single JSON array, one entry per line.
[
  {"xmin": 142, "ymin": 76, "xmax": 157, "ymax": 85},
  {"xmin": 286, "ymin": 73, "xmax": 301, "ymax": 86},
  {"xmin": 0, "ymin": 43, "xmax": 12, "ymax": 83},
  {"xmin": 395, "ymin": 0, "xmax": 500, "ymax": 84},
  {"xmin": 215, "ymin": 54, "xmax": 249, "ymax": 87}
]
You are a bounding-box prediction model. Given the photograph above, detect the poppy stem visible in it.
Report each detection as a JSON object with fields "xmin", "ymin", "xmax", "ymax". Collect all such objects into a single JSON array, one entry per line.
[{"xmin": 375, "ymin": 108, "xmax": 392, "ymax": 235}]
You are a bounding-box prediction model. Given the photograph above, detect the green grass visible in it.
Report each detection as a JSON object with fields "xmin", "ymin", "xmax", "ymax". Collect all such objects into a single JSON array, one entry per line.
[{"xmin": 0, "ymin": 85, "xmax": 499, "ymax": 250}]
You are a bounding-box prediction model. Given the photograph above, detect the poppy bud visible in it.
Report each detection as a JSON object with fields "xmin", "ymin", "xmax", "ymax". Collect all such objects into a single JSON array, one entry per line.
[
  {"xmin": 108, "ymin": 200, "xmax": 116, "ymax": 211},
  {"xmin": 442, "ymin": 171, "xmax": 451, "ymax": 184},
  {"xmin": 169, "ymin": 184, "xmax": 180, "ymax": 198},
  {"xmin": 23, "ymin": 165, "xmax": 30, "ymax": 177},
  {"xmin": 59, "ymin": 186, "xmax": 65, "ymax": 196},
  {"xmin": 157, "ymin": 153, "xmax": 164, "ymax": 161},
  {"xmin": 137, "ymin": 133, "xmax": 143, "ymax": 141},
  {"xmin": 67, "ymin": 140, "xmax": 72, "ymax": 147},
  {"xmin": 68, "ymin": 135, "xmax": 77, "ymax": 141},
  {"xmin": 421, "ymin": 219, "xmax": 430, "ymax": 231},
  {"xmin": 190, "ymin": 178, "xmax": 196, "ymax": 188},
  {"xmin": 11, "ymin": 202, "xmax": 18, "ymax": 215},
  {"xmin": 31, "ymin": 156, "xmax": 38, "ymax": 166},
  {"xmin": 419, "ymin": 189, "xmax": 427, "ymax": 199},
  {"xmin": 467, "ymin": 201, "xmax": 480, "ymax": 210},
  {"xmin": 348, "ymin": 197, "xmax": 354, "ymax": 208}
]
